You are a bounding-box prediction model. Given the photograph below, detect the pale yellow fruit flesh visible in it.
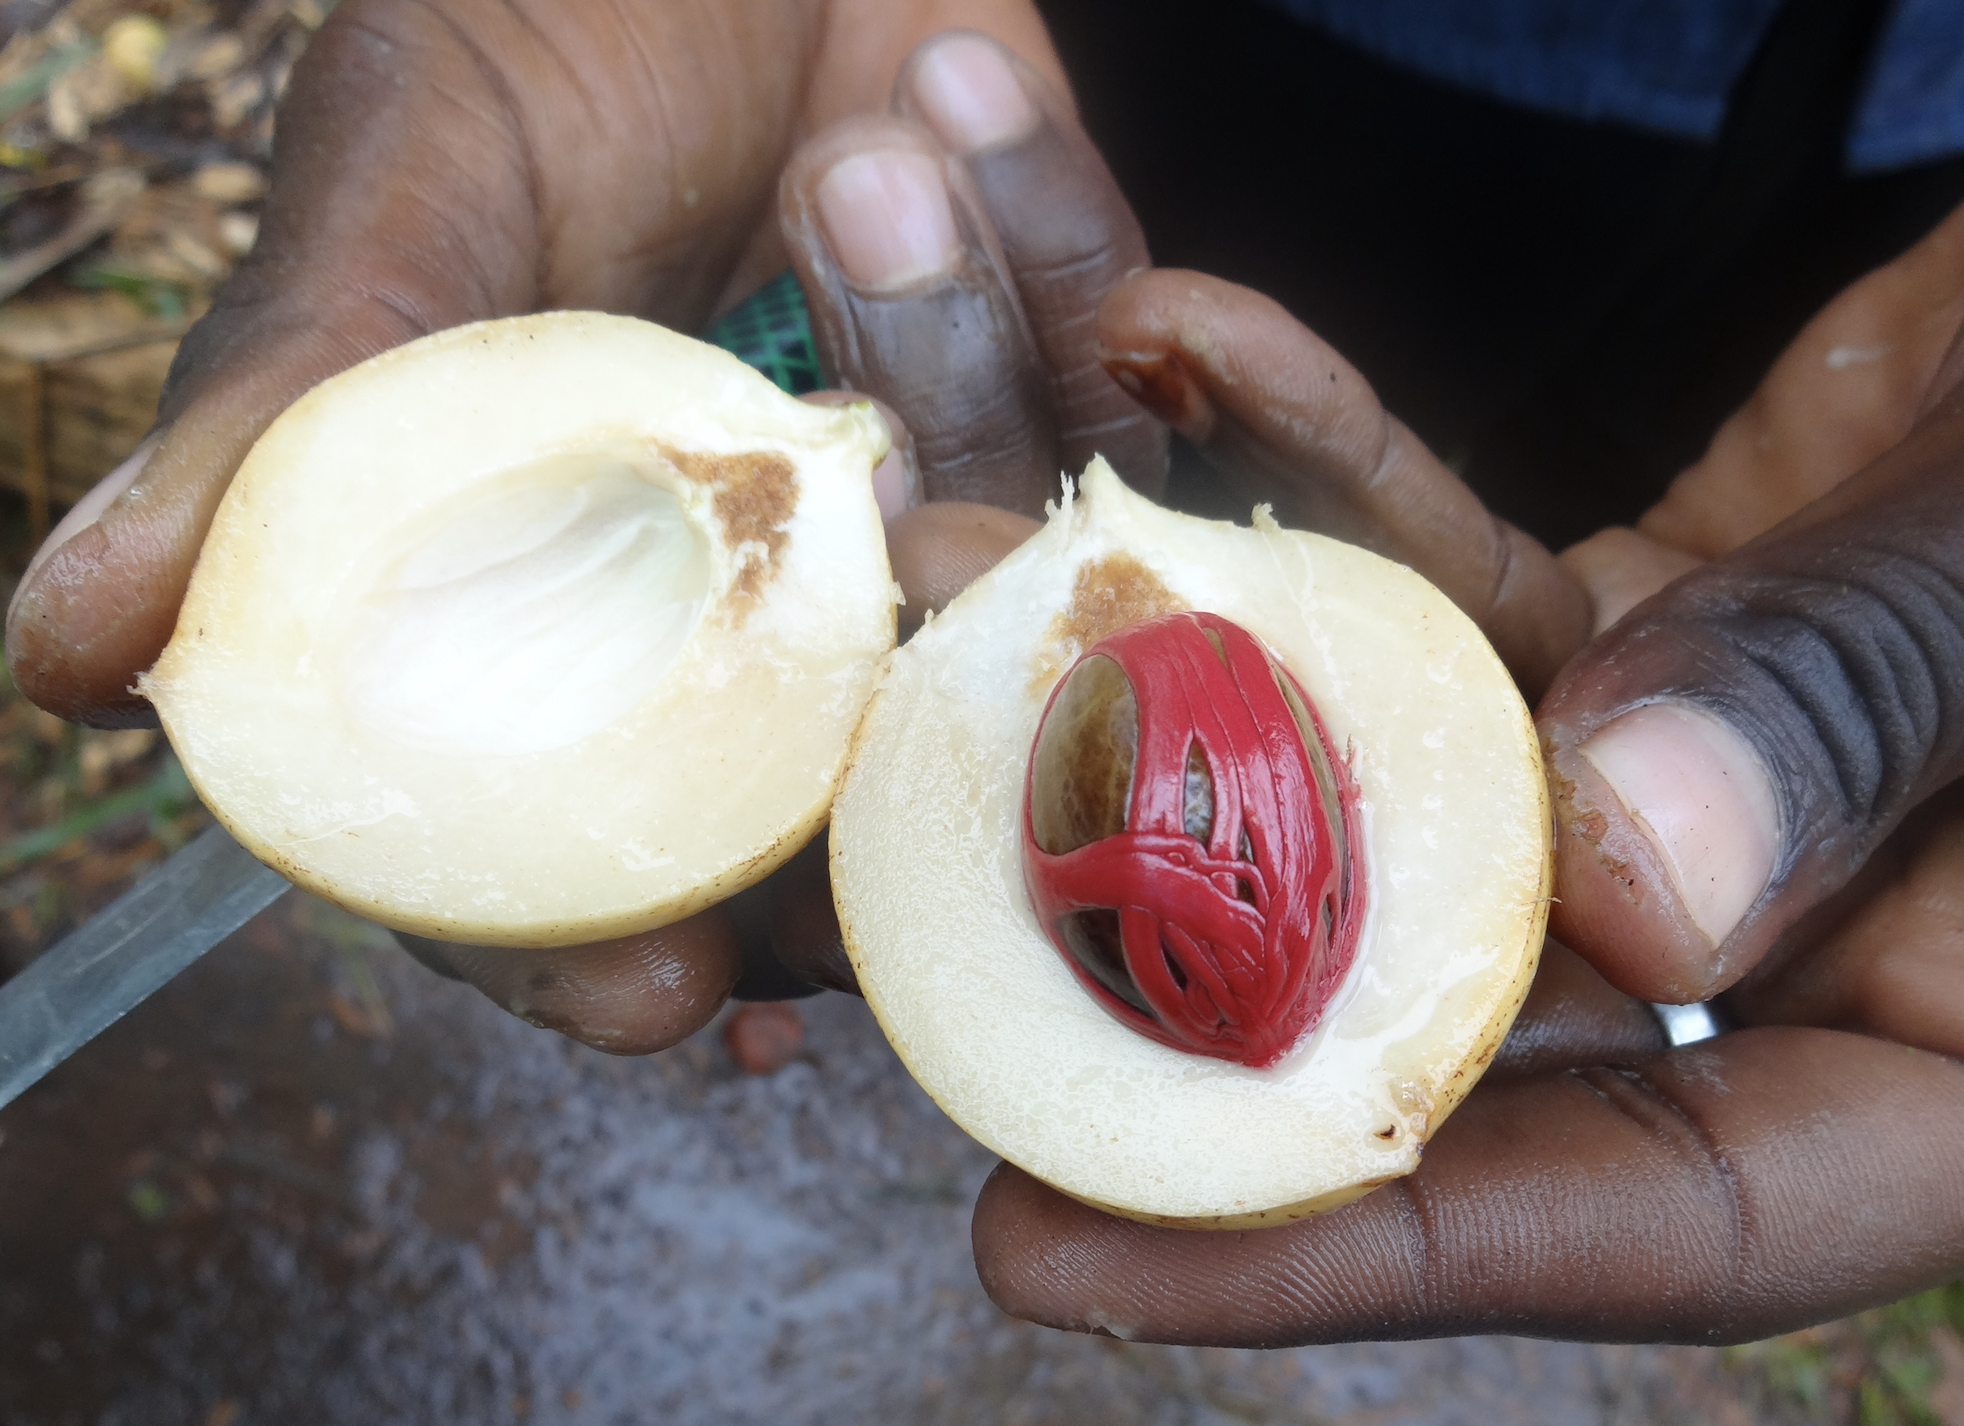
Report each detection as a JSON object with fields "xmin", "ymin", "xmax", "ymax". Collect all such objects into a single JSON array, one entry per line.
[
  {"xmin": 830, "ymin": 459, "xmax": 1549, "ymax": 1229},
  {"xmin": 144, "ymin": 313, "xmax": 896, "ymax": 947}
]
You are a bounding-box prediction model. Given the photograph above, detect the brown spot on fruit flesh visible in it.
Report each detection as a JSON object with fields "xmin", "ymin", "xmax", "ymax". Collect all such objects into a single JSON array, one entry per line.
[
  {"xmin": 1033, "ymin": 553, "xmax": 1181, "ymax": 689},
  {"xmin": 662, "ymin": 446, "xmax": 798, "ymax": 603}
]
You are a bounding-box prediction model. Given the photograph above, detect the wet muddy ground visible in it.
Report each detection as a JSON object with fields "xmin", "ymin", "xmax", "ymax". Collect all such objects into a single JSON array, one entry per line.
[{"xmin": 0, "ymin": 890, "xmax": 1823, "ymax": 1426}]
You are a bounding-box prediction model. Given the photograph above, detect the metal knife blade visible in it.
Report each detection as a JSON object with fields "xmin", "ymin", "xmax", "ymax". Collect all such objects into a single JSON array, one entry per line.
[{"xmin": 0, "ymin": 823, "xmax": 289, "ymax": 1112}]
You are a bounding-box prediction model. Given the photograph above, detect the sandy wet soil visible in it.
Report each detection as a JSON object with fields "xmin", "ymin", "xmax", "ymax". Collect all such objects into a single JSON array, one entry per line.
[{"xmin": 0, "ymin": 892, "xmax": 1795, "ymax": 1426}]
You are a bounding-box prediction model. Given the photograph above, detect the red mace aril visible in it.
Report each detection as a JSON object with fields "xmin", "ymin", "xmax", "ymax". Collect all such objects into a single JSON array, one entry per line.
[{"xmin": 1022, "ymin": 612, "xmax": 1362, "ymax": 1068}]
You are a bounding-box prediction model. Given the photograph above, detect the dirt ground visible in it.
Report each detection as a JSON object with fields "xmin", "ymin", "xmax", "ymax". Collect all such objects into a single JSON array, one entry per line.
[{"xmin": 0, "ymin": 889, "xmax": 1838, "ymax": 1426}]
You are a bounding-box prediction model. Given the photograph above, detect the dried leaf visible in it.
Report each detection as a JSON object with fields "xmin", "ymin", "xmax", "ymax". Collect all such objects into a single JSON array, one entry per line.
[
  {"xmin": 44, "ymin": 48, "xmax": 130, "ymax": 139},
  {"xmin": 100, "ymin": 12, "xmax": 161, "ymax": 90},
  {"xmin": 206, "ymin": 65, "xmax": 259, "ymax": 128},
  {"xmin": 184, "ymin": 28, "xmax": 237, "ymax": 81},
  {"xmin": 0, "ymin": 163, "xmax": 140, "ymax": 301},
  {"xmin": 215, "ymin": 207, "xmax": 252, "ymax": 254},
  {"xmin": 0, "ymin": 39, "xmax": 89, "ymax": 122},
  {"xmin": 190, "ymin": 158, "xmax": 261, "ymax": 203}
]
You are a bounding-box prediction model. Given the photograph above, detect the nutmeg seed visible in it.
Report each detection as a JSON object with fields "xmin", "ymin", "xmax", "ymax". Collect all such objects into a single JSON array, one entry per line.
[{"xmin": 1021, "ymin": 612, "xmax": 1362, "ymax": 1068}]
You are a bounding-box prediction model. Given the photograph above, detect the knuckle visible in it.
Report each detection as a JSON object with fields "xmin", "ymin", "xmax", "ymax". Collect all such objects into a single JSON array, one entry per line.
[
  {"xmin": 967, "ymin": 146, "xmax": 1142, "ymax": 278},
  {"xmin": 1680, "ymin": 544, "xmax": 1964, "ymax": 842}
]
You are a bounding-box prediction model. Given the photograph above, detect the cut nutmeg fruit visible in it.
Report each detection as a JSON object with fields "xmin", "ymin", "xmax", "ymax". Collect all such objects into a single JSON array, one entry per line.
[
  {"xmin": 142, "ymin": 313, "xmax": 896, "ymax": 947},
  {"xmin": 830, "ymin": 459, "xmax": 1549, "ymax": 1229}
]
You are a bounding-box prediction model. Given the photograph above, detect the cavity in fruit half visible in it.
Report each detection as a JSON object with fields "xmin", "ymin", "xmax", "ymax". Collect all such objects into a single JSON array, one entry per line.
[
  {"xmin": 142, "ymin": 313, "xmax": 896, "ymax": 948},
  {"xmin": 830, "ymin": 459, "xmax": 1549, "ymax": 1229}
]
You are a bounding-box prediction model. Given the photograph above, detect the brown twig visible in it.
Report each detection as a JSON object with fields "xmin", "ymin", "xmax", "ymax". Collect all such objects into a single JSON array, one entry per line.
[{"xmin": 0, "ymin": 165, "xmax": 141, "ymax": 303}]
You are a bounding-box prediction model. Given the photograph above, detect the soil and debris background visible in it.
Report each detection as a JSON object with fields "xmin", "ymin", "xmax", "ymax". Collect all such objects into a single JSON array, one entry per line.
[{"xmin": 1, "ymin": 3, "xmax": 1962, "ymax": 1423}]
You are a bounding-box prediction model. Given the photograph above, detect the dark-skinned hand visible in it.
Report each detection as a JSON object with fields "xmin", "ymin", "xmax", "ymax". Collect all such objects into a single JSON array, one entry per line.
[
  {"xmin": 764, "ymin": 37, "xmax": 1964, "ymax": 1341},
  {"xmin": 974, "ymin": 207, "xmax": 1964, "ymax": 1346},
  {"xmin": 4, "ymin": 5, "xmax": 1148, "ymax": 1049}
]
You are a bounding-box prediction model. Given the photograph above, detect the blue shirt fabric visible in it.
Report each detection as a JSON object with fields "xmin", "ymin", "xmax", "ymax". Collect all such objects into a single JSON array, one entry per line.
[{"xmin": 1258, "ymin": 0, "xmax": 1964, "ymax": 173}]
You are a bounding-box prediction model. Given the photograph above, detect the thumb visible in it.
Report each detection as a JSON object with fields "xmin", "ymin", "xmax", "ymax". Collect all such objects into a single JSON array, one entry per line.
[{"xmin": 1542, "ymin": 384, "xmax": 1964, "ymax": 1001}]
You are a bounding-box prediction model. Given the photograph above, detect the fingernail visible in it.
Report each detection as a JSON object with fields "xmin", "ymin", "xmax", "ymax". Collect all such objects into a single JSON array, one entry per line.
[
  {"xmin": 1578, "ymin": 703, "xmax": 1779, "ymax": 947},
  {"xmin": 859, "ymin": 395, "xmax": 921, "ymax": 518},
  {"xmin": 871, "ymin": 438, "xmax": 920, "ymax": 520},
  {"xmin": 8, "ymin": 438, "xmax": 154, "ymax": 624},
  {"xmin": 815, "ymin": 150, "xmax": 962, "ymax": 292},
  {"xmin": 910, "ymin": 34, "xmax": 1040, "ymax": 155}
]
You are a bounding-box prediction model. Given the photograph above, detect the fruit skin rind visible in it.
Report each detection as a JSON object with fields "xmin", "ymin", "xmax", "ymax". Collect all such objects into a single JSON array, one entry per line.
[
  {"xmin": 144, "ymin": 312, "xmax": 896, "ymax": 948},
  {"xmin": 832, "ymin": 458, "xmax": 1549, "ymax": 1230}
]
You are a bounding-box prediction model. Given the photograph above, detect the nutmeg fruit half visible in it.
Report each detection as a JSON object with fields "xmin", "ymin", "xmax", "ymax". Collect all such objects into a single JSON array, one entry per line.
[
  {"xmin": 142, "ymin": 313, "xmax": 896, "ymax": 947},
  {"xmin": 830, "ymin": 459, "xmax": 1549, "ymax": 1228}
]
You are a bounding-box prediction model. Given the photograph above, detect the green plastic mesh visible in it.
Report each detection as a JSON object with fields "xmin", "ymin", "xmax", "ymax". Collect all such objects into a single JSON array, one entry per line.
[{"xmin": 706, "ymin": 270, "xmax": 823, "ymax": 396}]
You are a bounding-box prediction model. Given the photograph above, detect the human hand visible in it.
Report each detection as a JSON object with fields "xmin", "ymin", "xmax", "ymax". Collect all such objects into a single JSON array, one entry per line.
[
  {"xmin": 970, "ymin": 202, "xmax": 1964, "ymax": 1344},
  {"xmin": 4, "ymin": 15, "xmax": 1164, "ymax": 1051},
  {"xmin": 5, "ymin": 0, "xmax": 1070, "ymax": 730},
  {"xmin": 1, "ymin": 2, "xmax": 1073, "ymax": 1051}
]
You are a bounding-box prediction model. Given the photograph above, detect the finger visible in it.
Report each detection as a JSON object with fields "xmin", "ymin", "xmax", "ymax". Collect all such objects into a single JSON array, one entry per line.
[
  {"xmin": 804, "ymin": 395, "xmax": 1039, "ymax": 626},
  {"xmin": 780, "ymin": 115, "xmax": 1059, "ymax": 515},
  {"xmin": 1644, "ymin": 198, "xmax": 1964, "ymax": 560},
  {"xmin": 896, "ymin": 32, "xmax": 1167, "ymax": 493},
  {"xmin": 713, "ymin": 877, "xmax": 824, "ymax": 1002},
  {"xmin": 973, "ymin": 1028, "xmax": 1964, "ymax": 1345},
  {"xmin": 398, "ymin": 912, "xmax": 743, "ymax": 1056},
  {"xmin": 1486, "ymin": 940, "xmax": 1666, "ymax": 1081},
  {"xmin": 5, "ymin": 0, "xmax": 810, "ymax": 726},
  {"xmin": 1556, "ymin": 527, "xmax": 1703, "ymax": 637},
  {"xmin": 763, "ymin": 832, "xmax": 859, "ymax": 996},
  {"xmin": 883, "ymin": 501, "xmax": 1041, "ymax": 635},
  {"xmin": 1541, "ymin": 391, "xmax": 1964, "ymax": 1001},
  {"xmin": 1730, "ymin": 784, "xmax": 1964, "ymax": 1059},
  {"xmin": 1096, "ymin": 270, "xmax": 1592, "ymax": 697},
  {"xmin": 393, "ymin": 932, "xmax": 468, "ymax": 983}
]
